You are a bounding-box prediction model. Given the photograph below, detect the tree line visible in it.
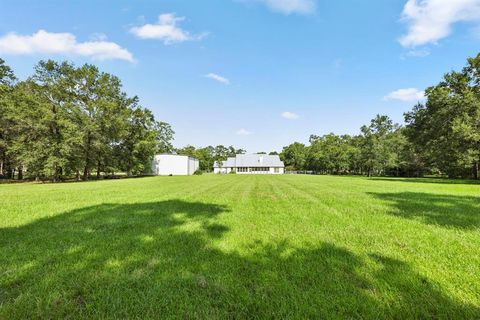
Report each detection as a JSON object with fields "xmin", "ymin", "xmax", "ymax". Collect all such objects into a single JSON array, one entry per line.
[
  {"xmin": 175, "ymin": 145, "xmax": 246, "ymax": 172},
  {"xmin": 2, "ymin": 53, "xmax": 479, "ymax": 180},
  {"xmin": 0, "ymin": 59, "xmax": 174, "ymax": 181},
  {"xmin": 280, "ymin": 53, "xmax": 480, "ymax": 179},
  {"xmin": 279, "ymin": 116, "xmax": 418, "ymax": 177}
]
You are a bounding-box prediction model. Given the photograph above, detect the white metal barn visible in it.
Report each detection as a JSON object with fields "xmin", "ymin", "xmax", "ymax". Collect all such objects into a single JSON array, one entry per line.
[
  {"xmin": 213, "ymin": 154, "xmax": 285, "ymax": 174},
  {"xmin": 152, "ymin": 154, "xmax": 199, "ymax": 176}
]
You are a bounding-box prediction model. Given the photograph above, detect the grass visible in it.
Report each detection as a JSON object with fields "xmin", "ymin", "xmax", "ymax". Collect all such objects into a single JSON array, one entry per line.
[{"xmin": 1, "ymin": 175, "xmax": 479, "ymax": 319}]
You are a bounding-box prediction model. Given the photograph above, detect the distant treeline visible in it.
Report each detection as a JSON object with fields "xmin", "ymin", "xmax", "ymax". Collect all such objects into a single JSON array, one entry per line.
[
  {"xmin": 279, "ymin": 54, "xmax": 480, "ymax": 179},
  {"xmin": 279, "ymin": 117, "xmax": 419, "ymax": 177},
  {"xmin": 2, "ymin": 53, "xmax": 479, "ymax": 181},
  {"xmin": 0, "ymin": 59, "xmax": 174, "ymax": 181},
  {"xmin": 175, "ymin": 145, "xmax": 246, "ymax": 172}
]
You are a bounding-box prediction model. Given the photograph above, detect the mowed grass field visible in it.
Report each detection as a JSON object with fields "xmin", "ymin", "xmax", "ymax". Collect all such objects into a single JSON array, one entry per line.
[{"xmin": 1, "ymin": 175, "xmax": 479, "ymax": 319}]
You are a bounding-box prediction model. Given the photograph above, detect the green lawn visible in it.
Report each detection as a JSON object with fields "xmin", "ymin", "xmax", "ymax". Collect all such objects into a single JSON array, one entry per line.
[{"xmin": 1, "ymin": 175, "xmax": 479, "ymax": 319}]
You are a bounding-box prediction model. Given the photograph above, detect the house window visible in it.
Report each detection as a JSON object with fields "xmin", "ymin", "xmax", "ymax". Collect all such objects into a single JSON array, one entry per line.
[{"xmin": 274, "ymin": 167, "xmax": 279, "ymax": 173}]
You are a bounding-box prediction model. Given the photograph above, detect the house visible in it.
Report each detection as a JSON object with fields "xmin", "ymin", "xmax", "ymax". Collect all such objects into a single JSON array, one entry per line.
[
  {"xmin": 214, "ymin": 154, "xmax": 285, "ymax": 174},
  {"xmin": 152, "ymin": 154, "xmax": 199, "ymax": 176}
]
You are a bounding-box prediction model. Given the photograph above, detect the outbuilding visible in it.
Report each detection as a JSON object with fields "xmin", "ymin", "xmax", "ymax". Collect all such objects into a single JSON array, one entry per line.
[{"xmin": 152, "ymin": 154, "xmax": 199, "ymax": 176}]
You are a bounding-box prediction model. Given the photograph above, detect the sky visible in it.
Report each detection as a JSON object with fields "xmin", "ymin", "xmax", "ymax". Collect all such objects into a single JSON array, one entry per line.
[{"xmin": 0, "ymin": 0, "xmax": 479, "ymax": 153}]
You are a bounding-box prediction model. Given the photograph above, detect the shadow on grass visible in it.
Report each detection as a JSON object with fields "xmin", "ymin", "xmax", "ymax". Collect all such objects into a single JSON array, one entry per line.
[
  {"xmin": 1, "ymin": 200, "xmax": 478, "ymax": 318},
  {"xmin": 369, "ymin": 192, "xmax": 480, "ymax": 229},
  {"xmin": 368, "ymin": 177, "xmax": 480, "ymax": 185}
]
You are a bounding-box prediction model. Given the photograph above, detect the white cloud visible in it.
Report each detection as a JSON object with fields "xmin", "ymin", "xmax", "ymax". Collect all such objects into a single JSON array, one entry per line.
[
  {"xmin": 236, "ymin": 128, "xmax": 252, "ymax": 135},
  {"xmin": 384, "ymin": 88, "xmax": 425, "ymax": 102},
  {"xmin": 242, "ymin": 0, "xmax": 316, "ymax": 14},
  {"xmin": 0, "ymin": 30, "xmax": 134, "ymax": 62},
  {"xmin": 281, "ymin": 111, "xmax": 299, "ymax": 119},
  {"xmin": 130, "ymin": 13, "xmax": 207, "ymax": 44},
  {"xmin": 399, "ymin": 0, "xmax": 480, "ymax": 47},
  {"xmin": 205, "ymin": 73, "xmax": 230, "ymax": 85}
]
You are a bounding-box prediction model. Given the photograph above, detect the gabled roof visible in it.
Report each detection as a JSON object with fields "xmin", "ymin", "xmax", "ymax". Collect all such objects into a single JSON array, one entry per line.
[{"xmin": 214, "ymin": 154, "xmax": 284, "ymax": 168}]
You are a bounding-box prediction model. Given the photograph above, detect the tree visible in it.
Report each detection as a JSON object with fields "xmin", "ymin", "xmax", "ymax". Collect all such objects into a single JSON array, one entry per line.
[
  {"xmin": 176, "ymin": 145, "xmax": 245, "ymax": 172},
  {"xmin": 0, "ymin": 58, "xmax": 16, "ymax": 177},
  {"xmin": 212, "ymin": 145, "xmax": 245, "ymax": 166},
  {"xmin": 68, "ymin": 63, "xmax": 130, "ymax": 179},
  {"xmin": 0, "ymin": 58, "xmax": 15, "ymax": 87},
  {"xmin": 346, "ymin": 135, "xmax": 363, "ymax": 175},
  {"xmin": 0, "ymin": 59, "xmax": 172, "ymax": 181},
  {"xmin": 176, "ymin": 145, "xmax": 197, "ymax": 157},
  {"xmin": 194, "ymin": 146, "xmax": 215, "ymax": 171},
  {"xmin": 228, "ymin": 146, "xmax": 246, "ymax": 156},
  {"xmin": 304, "ymin": 134, "xmax": 358, "ymax": 174},
  {"xmin": 359, "ymin": 115, "xmax": 395, "ymax": 176},
  {"xmin": 27, "ymin": 60, "xmax": 80, "ymax": 181},
  {"xmin": 405, "ymin": 53, "xmax": 480, "ymax": 179},
  {"xmin": 6, "ymin": 80, "xmax": 58, "ymax": 180},
  {"xmin": 280, "ymin": 142, "xmax": 306, "ymax": 170},
  {"xmin": 156, "ymin": 122, "xmax": 175, "ymax": 154},
  {"xmin": 117, "ymin": 106, "xmax": 158, "ymax": 176}
]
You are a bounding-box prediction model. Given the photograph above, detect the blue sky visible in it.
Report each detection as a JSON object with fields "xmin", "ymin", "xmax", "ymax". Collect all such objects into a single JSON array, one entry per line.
[{"xmin": 1, "ymin": 0, "xmax": 479, "ymax": 152}]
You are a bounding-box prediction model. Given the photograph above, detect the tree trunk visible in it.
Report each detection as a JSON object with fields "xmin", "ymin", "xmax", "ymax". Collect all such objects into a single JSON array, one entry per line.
[
  {"xmin": 52, "ymin": 166, "xmax": 59, "ymax": 182},
  {"xmin": 96, "ymin": 160, "xmax": 101, "ymax": 179},
  {"xmin": 473, "ymin": 161, "xmax": 479, "ymax": 180},
  {"xmin": 0, "ymin": 160, "xmax": 3, "ymax": 176},
  {"xmin": 18, "ymin": 166, "xmax": 23, "ymax": 180},
  {"xmin": 83, "ymin": 133, "xmax": 92, "ymax": 181},
  {"xmin": 83, "ymin": 167, "xmax": 89, "ymax": 181},
  {"xmin": 50, "ymin": 103, "xmax": 61, "ymax": 183}
]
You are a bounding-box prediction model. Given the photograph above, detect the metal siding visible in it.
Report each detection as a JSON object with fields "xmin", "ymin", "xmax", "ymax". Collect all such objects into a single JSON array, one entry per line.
[
  {"xmin": 153, "ymin": 155, "xmax": 198, "ymax": 175},
  {"xmin": 187, "ymin": 157, "xmax": 199, "ymax": 175}
]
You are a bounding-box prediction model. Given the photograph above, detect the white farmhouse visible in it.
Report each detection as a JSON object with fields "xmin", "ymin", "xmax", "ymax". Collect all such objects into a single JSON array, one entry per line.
[
  {"xmin": 152, "ymin": 154, "xmax": 199, "ymax": 176},
  {"xmin": 214, "ymin": 154, "xmax": 285, "ymax": 174}
]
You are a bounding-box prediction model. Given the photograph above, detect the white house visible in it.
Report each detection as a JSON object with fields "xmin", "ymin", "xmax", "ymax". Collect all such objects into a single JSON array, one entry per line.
[
  {"xmin": 152, "ymin": 154, "xmax": 199, "ymax": 176},
  {"xmin": 214, "ymin": 154, "xmax": 285, "ymax": 174}
]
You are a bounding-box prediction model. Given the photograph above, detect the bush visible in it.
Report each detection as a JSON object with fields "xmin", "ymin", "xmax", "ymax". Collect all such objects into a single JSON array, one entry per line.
[
  {"xmin": 228, "ymin": 170, "xmax": 236, "ymax": 174},
  {"xmin": 193, "ymin": 170, "xmax": 203, "ymax": 175}
]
